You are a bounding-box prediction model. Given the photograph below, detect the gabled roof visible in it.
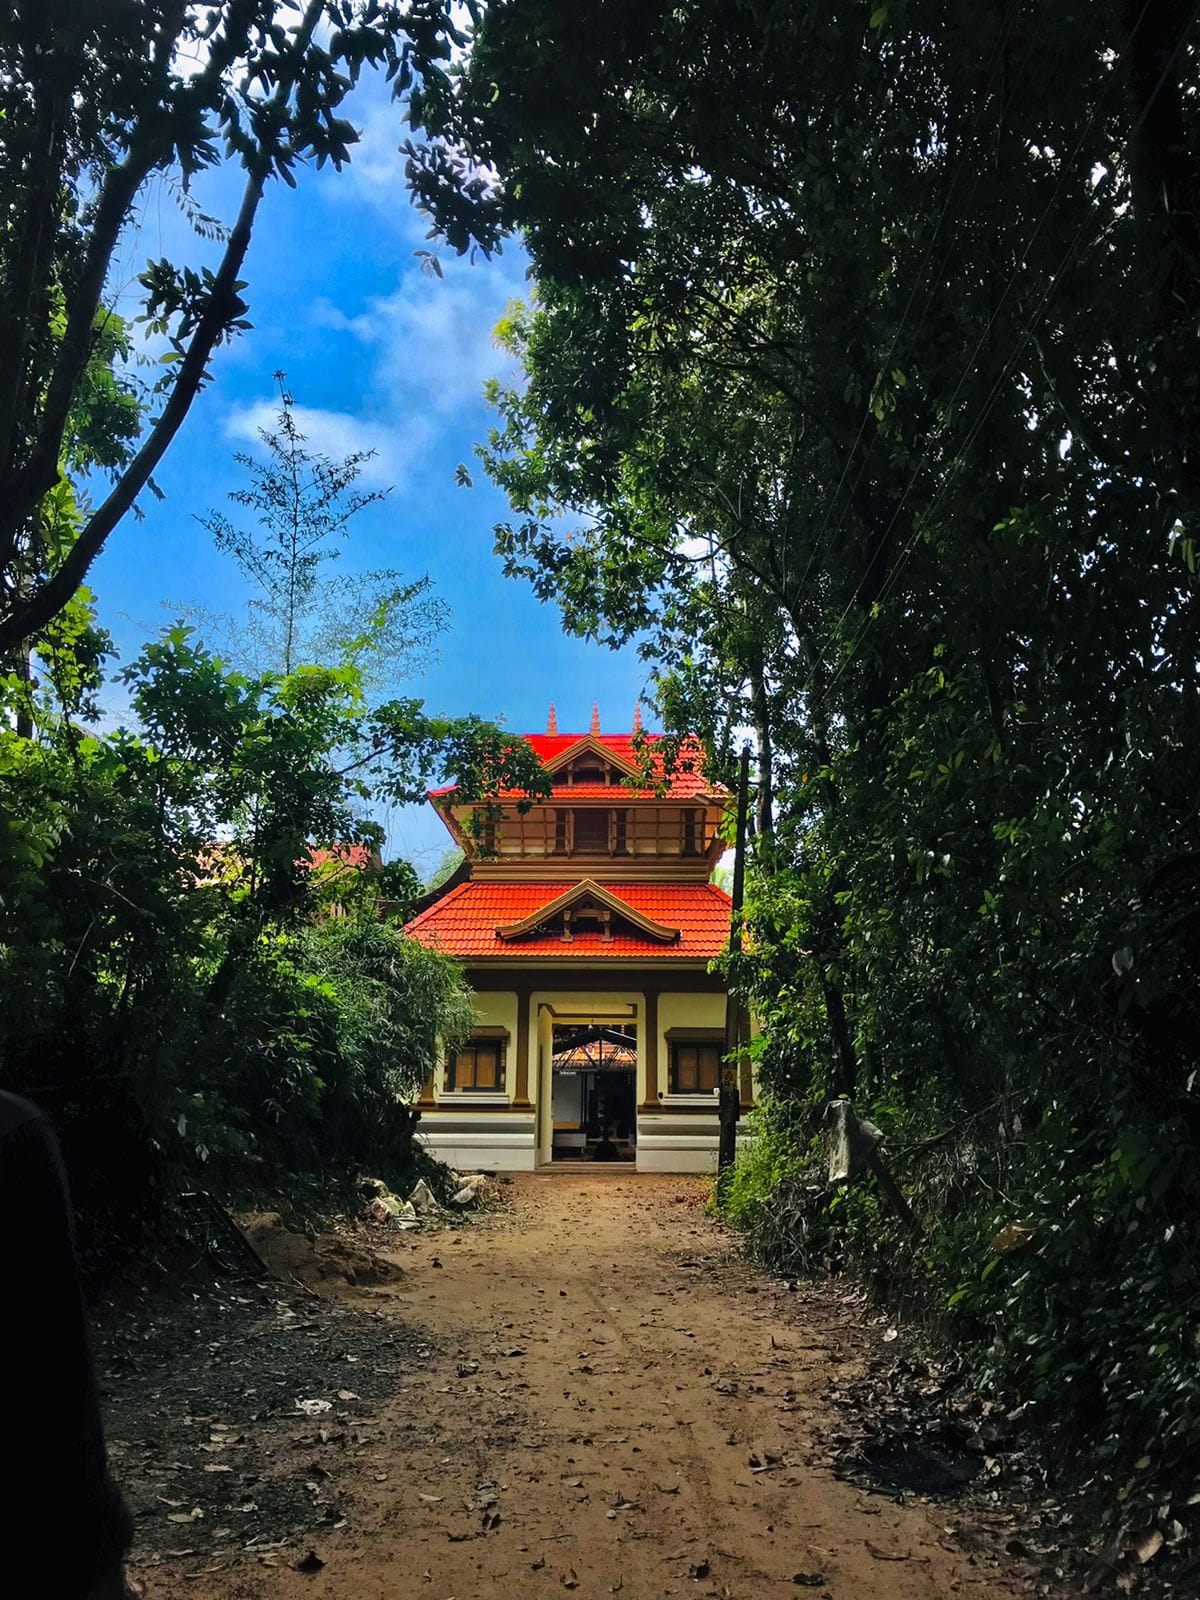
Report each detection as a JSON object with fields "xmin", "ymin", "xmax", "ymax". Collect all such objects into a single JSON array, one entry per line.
[
  {"xmin": 429, "ymin": 732, "xmax": 721, "ymax": 803},
  {"xmin": 305, "ymin": 843, "xmax": 375, "ymax": 873},
  {"xmin": 541, "ymin": 733, "xmax": 643, "ymax": 780},
  {"xmin": 409, "ymin": 854, "xmax": 471, "ymax": 915},
  {"xmin": 554, "ymin": 1028, "xmax": 638, "ymax": 1069},
  {"xmin": 195, "ymin": 841, "xmax": 376, "ymax": 888},
  {"xmin": 405, "ymin": 879, "xmax": 732, "ymax": 961},
  {"xmin": 494, "ymin": 878, "xmax": 680, "ymax": 943}
]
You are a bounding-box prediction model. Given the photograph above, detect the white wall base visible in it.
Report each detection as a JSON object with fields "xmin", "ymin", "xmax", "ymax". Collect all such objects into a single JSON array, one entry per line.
[
  {"xmin": 636, "ymin": 1144, "xmax": 719, "ymax": 1174},
  {"xmin": 634, "ymin": 1118, "xmax": 753, "ymax": 1174},
  {"xmin": 417, "ymin": 1117, "xmax": 748, "ymax": 1176},
  {"xmin": 418, "ymin": 1133, "xmax": 537, "ymax": 1172}
]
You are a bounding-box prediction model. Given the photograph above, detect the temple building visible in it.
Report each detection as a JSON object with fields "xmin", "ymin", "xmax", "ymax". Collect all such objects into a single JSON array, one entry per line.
[{"xmin": 404, "ymin": 705, "xmax": 751, "ymax": 1172}]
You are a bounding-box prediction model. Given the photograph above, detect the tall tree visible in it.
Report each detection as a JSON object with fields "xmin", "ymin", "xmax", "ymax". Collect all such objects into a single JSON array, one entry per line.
[
  {"xmin": 416, "ymin": 0, "xmax": 1200, "ymax": 1096},
  {"xmin": 192, "ymin": 374, "xmax": 445, "ymax": 688},
  {"xmin": 0, "ymin": 625, "xmax": 539, "ymax": 1222},
  {"xmin": 0, "ymin": 0, "xmax": 495, "ymax": 657},
  {"xmin": 408, "ymin": 0, "xmax": 1200, "ymax": 1532}
]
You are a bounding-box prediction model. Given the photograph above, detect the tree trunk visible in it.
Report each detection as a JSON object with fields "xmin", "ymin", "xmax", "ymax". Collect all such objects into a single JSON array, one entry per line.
[{"xmin": 749, "ymin": 660, "xmax": 774, "ymax": 850}]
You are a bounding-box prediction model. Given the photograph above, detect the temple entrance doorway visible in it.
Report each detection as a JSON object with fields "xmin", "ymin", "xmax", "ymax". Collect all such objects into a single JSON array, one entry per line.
[{"xmin": 551, "ymin": 1024, "xmax": 637, "ymax": 1162}]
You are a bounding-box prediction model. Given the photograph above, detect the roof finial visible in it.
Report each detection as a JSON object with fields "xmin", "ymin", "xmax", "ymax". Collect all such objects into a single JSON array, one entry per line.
[
  {"xmin": 632, "ymin": 701, "xmax": 643, "ymax": 734},
  {"xmin": 547, "ymin": 701, "xmax": 558, "ymax": 735},
  {"xmin": 590, "ymin": 702, "xmax": 601, "ymax": 735}
]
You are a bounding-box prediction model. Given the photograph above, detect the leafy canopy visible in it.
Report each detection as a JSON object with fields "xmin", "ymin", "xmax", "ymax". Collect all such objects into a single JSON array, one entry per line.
[{"xmin": 0, "ymin": 0, "xmax": 498, "ymax": 655}]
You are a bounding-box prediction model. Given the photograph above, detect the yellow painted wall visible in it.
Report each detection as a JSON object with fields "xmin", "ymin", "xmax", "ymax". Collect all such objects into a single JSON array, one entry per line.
[
  {"xmin": 536, "ymin": 1002, "xmax": 555, "ymax": 1159},
  {"xmin": 438, "ymin": 983, "xmax": 738, "ymax": 1119},
  {"xmin": 435, "ymin": 989, "xmax": 519, "ymax": 1104},
  {"xmin": 658, "ymin": 991, "xmax": 728, "ymax": 1100}
]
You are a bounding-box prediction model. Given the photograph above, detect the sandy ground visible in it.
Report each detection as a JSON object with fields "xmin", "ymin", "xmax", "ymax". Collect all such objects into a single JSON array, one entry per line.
[{"xmin": 128, "ymin": 1173, "xmax": 1046, "ymax": 1600}]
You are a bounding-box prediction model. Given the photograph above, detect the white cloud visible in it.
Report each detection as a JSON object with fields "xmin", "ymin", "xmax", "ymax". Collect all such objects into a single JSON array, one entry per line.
[
  {"xmin": 375, "ymin": 276, "xmax": 525, "ymax": 413},
  {"xmin": 337, "ymin": 97, "xmax": 415, "ymax": 204},
  {"xmin": 224, "ymin": 233, "xmax": 527, "ymax": 509},
  {"xmin": 313, "ymin": 255, "xmax": 529, "ymax": 429},
  {"xmin": 223, "ymin": 400, "xmax": 428, "ymax": 488},
  {"xmin": 332, "ymin": 82, "xmax": 500, "ymax": 235}
]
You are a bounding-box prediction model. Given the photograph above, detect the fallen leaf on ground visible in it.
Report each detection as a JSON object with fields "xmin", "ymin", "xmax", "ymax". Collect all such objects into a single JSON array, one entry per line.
[{"xmin": 1132, "ymin": 1528, "xmax": 1164, "ymax": 1564}]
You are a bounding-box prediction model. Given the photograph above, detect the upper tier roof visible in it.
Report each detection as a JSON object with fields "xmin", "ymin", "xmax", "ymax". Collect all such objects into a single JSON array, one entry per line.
[
  {"xmin": 429, "ymin": 732, "xmax": 722, "ymax": 803},
  {"xmin": 405, "ymin": 879, "xmax": 732, "ymax": 961}
]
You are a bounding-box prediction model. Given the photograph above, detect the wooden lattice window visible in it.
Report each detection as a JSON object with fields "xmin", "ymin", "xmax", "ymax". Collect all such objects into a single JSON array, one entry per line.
[
  {"xmin": 573, "ymin": 809, "xmax": 609, "ymax": 852},
  {"xmin": 446, "ymin": 1032, "xmax": 507, "ymax": 1092},
  {"xmin": 668, "ymin": 1038, "xmax": 723, "ymax": 1094},
  {"xmin": 562, "ymin": 755, "xmax": 621, "ymax": 785},
  {"xmin": 681, "ymin": 808, "xmax": 702, "ymax": 856}
]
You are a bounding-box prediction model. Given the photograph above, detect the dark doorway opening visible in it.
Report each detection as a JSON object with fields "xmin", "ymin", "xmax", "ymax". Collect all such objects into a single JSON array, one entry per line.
[{"xmin": 551, "ymin": 1025, "xmax": 637, "ymax": 1162}]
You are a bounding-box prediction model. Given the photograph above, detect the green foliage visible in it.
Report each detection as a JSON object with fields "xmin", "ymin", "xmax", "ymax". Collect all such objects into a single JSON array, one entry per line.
[
  {"xmin": 191, "ymin": 375, "xmax": 447, "ymax": 693},
  {"xmin": 194, "ymin": 917, "xmax": 472, "ymax": 1178},
  {"xmin": 0, "ymin": 626, "xmax": 545, "ymax": 1245},
  {"xmin": 725, "ymin": 1091, "xmax": 1200, "ymax": 1533},
  {"xmin": 0, "ymin": 0, "xmax": 491, "ymax": 654},
  {"xmin": 426, "ymin": 846, "xmax": 466, "ymax": 892},
  {"xmin": 716, "ymin": 1098, "xmax": 835, "ymax": 1277},
  {"xmin": 414, "ymin": 0, "xmax": 1200, "ymax": 1546}
]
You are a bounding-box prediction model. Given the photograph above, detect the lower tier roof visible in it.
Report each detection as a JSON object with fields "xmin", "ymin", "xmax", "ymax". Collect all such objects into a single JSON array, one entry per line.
[{"xmin": 404, "ymin": 879, "xmax": 732, "ymax": 961}]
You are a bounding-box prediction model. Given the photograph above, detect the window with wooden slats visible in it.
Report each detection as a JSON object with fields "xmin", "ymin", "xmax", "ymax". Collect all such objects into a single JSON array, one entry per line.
[
  {"xmin": 446, "ymin": 1038, "xmax": 504, "ymax": 1092},
  {"xmin": 669, "ymin": 1042, "xmax": 722, "ymax": 1094},
  {"xmin": 572, "ymin": 809, "xmax": 610, "ymax": 852}
]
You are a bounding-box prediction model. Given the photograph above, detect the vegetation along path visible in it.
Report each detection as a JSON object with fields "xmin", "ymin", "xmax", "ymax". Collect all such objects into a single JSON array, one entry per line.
[{"xmin": 123, "ymin": 1177, "xmax": 1050, "ymax": 1600}]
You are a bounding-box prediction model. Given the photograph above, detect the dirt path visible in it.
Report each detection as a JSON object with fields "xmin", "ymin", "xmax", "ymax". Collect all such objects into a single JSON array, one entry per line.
[{"xmin": 131, "ymin": 1175, "xmax": 1040, "ymax": 1600}]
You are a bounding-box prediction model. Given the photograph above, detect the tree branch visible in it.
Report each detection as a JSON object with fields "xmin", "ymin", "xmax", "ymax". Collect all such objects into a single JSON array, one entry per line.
[
  {"xmin": 0, "ymin": 164, "xmax": 266, "ymax": 653},
  {"xmin": 0, "ymin": 35, "xmax": 75, "ymax": 484},
  {"xmin": 0, "ymin": 3, "xmax": 193, "ymax": 555},
  {"xmin": 0, "ymin": 0, "xmax": 328, "ymax": 652}
]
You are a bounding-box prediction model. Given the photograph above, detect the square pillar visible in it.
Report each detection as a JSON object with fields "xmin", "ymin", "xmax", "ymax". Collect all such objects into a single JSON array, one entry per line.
[
  {"xmin": 513, "ymin": 987, "xmax": 533, "ymax": 1107},
  {"xmin": 640, "ymin": 988, "xmax": 659, "ymax": 1110}
]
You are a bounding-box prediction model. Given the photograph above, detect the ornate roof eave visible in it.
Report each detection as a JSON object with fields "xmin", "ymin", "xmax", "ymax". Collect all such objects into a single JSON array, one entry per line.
[
  {"xmin": 541, "ymin": 732, "xmax": 644, "ymax": 781},
  {"xmin": 494, "ymin": 878, "xmax": 681, "ymax": 943},
  {"xmin": 429, "ymin": 792, "xmax": 473, "ymax": 853}
]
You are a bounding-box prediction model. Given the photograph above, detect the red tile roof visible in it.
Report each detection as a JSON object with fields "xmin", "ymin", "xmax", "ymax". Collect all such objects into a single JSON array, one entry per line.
[
  {"xmin": 429, "ymin": 733, "xmax": 721, "ymax": 802},
  {"xmin": 405, "ymin": 880, "xmax": 732, "ymax": 960}
]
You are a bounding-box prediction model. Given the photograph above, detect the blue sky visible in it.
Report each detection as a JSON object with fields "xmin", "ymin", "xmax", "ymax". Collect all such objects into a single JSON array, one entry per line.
[{"xmin": 94, "ymin": 79, "xmax": 648, "ymax": 875}]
